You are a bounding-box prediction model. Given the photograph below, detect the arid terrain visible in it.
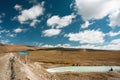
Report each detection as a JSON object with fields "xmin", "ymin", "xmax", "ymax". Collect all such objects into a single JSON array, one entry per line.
[
  {"xmin": 0, "ymin": 53, "xmax": 59, "ymax": 80},
  {"xmin": 0, "ymin": 44, "xmax": 120, "ymax": 80},
  {"xmin": 0, "ymin": 43, "xmax": 39, "ymax": 53},
  {"xmin": 29, "ymin": 48, "xmax": 120, "ymax": 68}
]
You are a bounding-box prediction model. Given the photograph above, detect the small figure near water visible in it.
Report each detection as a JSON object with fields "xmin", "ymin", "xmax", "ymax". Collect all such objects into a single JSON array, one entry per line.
[{"xmin": 109, "ymin": 67, "xmax": 113, "ymax": 71}]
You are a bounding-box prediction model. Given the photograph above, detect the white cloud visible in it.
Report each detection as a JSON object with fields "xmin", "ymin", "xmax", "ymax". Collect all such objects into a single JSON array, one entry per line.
[
  {"xmin": 110, "ymin": 39, "xmax": 120, "ymax": 44},
  {"xmin": 17, "ymin": 3, "xmax": 44, "ymax": 24},
  {"xmin": 0, "ymin": 29, "xmax": 10, "ymax": 39},
  {"xmin": 7, "ymin": 33, "xmax": 16, "ymax": 37},
  {"xmin": 41, "ymin": 42, "xmax": 120, "ymax": 50},
  {"xmin": 102, "ymin": 44, "xmax": 120, "ymax": 50},
  {"xmin": 0, "ymin": 20, "xmax": 2, "ymax": 23},
  {"xmin": 42, "ymin": 44, "xmax": 71, "ymax": 48},
  {"xmin": 14, "ymin": 28, "xmax": 23, "ymax": 33},
  {"xmin": 0, "ymin": 29, "xmax": 16, "ymax": 38},
  {"xmin": 0, "ymin": 13, "xmax": 5, "ymax": 18},
  {"xmin": 107, "ymin": 31, "xmax": 120, "ymax": 36},
  {"xmin": 42, "ymin": 29, "xmax": 61, "ymax": 37},
  {"xmin": 42, "ymin": 44, "xmax": 54, "ymax": 47},
  {"xmin": 28, "ymin": 0, "xmax": 37, "ymax": 3},
  {"xmin": 77, "ymin": 39, "xmax": 120, "ymax": 50},
  {"xmin": 47, "ymin": 14, "xmax": 75, "ymax": 28},
  {"xmin": 74, "ymin": 0, "xmax": 120, "ymax": 27},
  {"xmin": 0, "ymin": 39, "xmax": 10, "ymax": 44},
  {"xmin": 0, "ymin": 36, "xmax": 2, "ymax": 38},
  {"xmin": 32, "ymin": 42, "xmax": 43, "ymax": 46},
  {"xmin": 66, "ymin": 30, "xmax": 105, "ymax": 44},
  {"xmin": 78, "ymin": 44, "xmax": 97, "ymax": 49},
  {"xmin": 101, "ymin": 39, "xmax": 120, "ymax": 50},
  {"xmin": 0, "ymin": 13, "xmax": 5, "ymax": 23},
  {"xmin": 39, "ymin": 38, "xmax": 120, "ymax": 50},
  {"xmin": 55, "ymin": 44, "xmax": 71, "ymax": 48},
  {"xmin": 109, "ymin": 10, "xmax": 120, "ymax": 27},
  {"xmin": 14, "ymin": 4, "xmax": 22, "ymax": 11},
  {"xmin": 30, "ymin": 19, "xmax": 40, "ymax": 27},
  {"xmin": 81, "ymin": 21, "xmax": 91, "ymax": 28},
  {"xmin": 0, "ymin": 30, "xmax": 9, "ymax": 34}
]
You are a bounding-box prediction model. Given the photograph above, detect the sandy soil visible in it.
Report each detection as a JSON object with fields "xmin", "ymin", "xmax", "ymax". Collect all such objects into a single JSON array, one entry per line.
[
  {"xmin": 0, "ymin": 53, "xmax": 11, "ymax": 80},
  {"xmin": 0, "ymin": 53, "xmax": 59, "ymax": 80},
  {"xmin": 55, "ymin": 71, "xmax": 120, "ymax": 80}
]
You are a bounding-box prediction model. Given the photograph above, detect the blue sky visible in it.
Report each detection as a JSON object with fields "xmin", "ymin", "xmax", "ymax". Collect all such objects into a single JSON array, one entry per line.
[{"xmin": 0, "ymin": 0, "xmax": 120, "ymax": 50}]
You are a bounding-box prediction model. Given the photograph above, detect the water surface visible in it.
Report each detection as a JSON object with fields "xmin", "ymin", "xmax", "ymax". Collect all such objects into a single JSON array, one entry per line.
[{"xmin": 47, "ymin": 66, "xmax": 120, "ymax": 72}]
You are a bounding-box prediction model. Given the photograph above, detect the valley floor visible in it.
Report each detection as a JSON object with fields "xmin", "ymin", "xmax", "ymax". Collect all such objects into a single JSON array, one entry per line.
[{"xmin": 0, "ymin": 52, "xmax": 120, "ymax": 80}]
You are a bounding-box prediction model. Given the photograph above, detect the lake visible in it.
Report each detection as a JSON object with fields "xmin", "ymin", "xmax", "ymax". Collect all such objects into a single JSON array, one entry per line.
[
  {"xmin": 47, "ymin": 66, "xmax": 120, "ymax": 72},
  {"xmin": 18, "ymin": 52, "xmax": 30, "ymax": 55}
]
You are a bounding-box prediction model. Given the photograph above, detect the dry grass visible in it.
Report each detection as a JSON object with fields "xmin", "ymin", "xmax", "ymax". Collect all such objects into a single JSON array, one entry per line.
[
  {"xmin": 0, "ymin": 44, "xmax": 38, "ymax": 53},
  {"xmin": 29, "ymin": 49, "xmax": 120, "ymax": 66}
]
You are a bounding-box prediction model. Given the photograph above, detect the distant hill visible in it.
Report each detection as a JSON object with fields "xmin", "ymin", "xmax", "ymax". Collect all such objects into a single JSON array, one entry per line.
[
  {"xmin": 36, "ymin": 47, "xmax": 119, "ymax": 52},
  {"xmin": 0, "ymin": 43, "xmax": 38, "ymax": 53},
  {"xmin": 0, "ymin": 43, "xmax": 119, "ymax": 53}
]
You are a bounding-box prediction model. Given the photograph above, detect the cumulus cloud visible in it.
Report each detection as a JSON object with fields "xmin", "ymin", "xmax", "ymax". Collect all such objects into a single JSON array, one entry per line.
[
  {"xmin": 100, "ymin": 39, "xmax": 120, "ymax": 50},
  {"xmin": 110, "ymin": 39, "xmax": 120, "ymax": 44},
  {"xmin": 109, "ymin": 10, "xmax": 120, "ymax": 27},
  {"xmin": 0, "ymin": 13, "xmax": 5, "ymax": 23},
  {"xmin": 30, "ymin": 19, "xmax": 40, "ymax": 27},
  {"xmin": 7, "ymin": 34, "xmax": 16, "ymax": 37},
  {"xmin": 59, "ymin": 39, "xmax": 120, "ymax": 50},
  {"xmin": 81, "ymin": 21, "xmax": 91, "ymax": 28},
  {"xmin": 77, "ymin": 39, "xmax": 120, "ymax": 50},
  {"xmin": 107, "ymin": 31, "xmax": 120, "ymax": 36},
  {"xmin": 0, "ymin": 35, "xmax": 1, "ymax": 38},
  {"xmin": 28, "ymin": 0, "xmax": 37, "ymax": 3},
  {"xmin": 0, "ymin": 29, "xmax": 9, "ymax": 34},
  {"xmin": 32, "ymin": 42, "xmax": 43, "ymax": 46},
  {"xmin": 74, "ymin": 0, "xmax": 120, "ymax": 27},
  {"xmin": 0, "ymin": 29, "xmax": 16, "ymax": 38},
  {"xmin": 0, "ymin": 20, "xmax": 2, "ymax": 23},
  {"xmin": 40, "ymin": 38, "xmax": 120, "ymax": 50},
  {"xmin": 14, "ymin": 28, "xmax": 24, "ymax": 33},
  {"xmin": 44, "ymin": 14, "xmax": 75, "ymax": 37},
  {"xmin": 47, "ymin": 14, "xmax": 75, "ymax": 28},
  {"xmin": 55, "ymin": 44, "xmax": 71, "ymax": 48},
  {"xmin": 0, "ymin": 29, "xmax": 11, "ymax": 39},
  {"xmin": 75, "ymin": 41, "xmax": 120, "ymax": 50},
  {"xmin": 42, "ymin": 44, "xmax": 71, "ymax": 48},
  {"xmin": 0, "ymin": 13, "xmax": 5, "ymax": 18},
  {"xmin": 66, "ymin": 30, "xmax": 105, "ymax": 44},
  {"xmin": 17, "ymin": 3, "xmax": 44, "ymax": 24},
  {"xmin": 14, "ymin": 4, "xmax": 22, "ymax": 11},
  {"xmin": 77, "ymin": 44, "xmax": 97, "ymax": 49},
  {"xmin": 42, "ymin": 29, "xmax": 61, "ymax": 37},
  {"xmin": 42, "ymin": 44, "xmax": 54, "ymax": 47},
  {"xmin": 0, "ymin": 39, "xmax": 10, "ymax": 44}
]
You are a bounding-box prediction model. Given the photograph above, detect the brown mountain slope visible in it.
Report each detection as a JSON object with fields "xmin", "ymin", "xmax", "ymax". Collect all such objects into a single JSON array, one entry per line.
[{"xmin": 0, "ymin": 44, "xmax": 38, "ymax": 53}]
